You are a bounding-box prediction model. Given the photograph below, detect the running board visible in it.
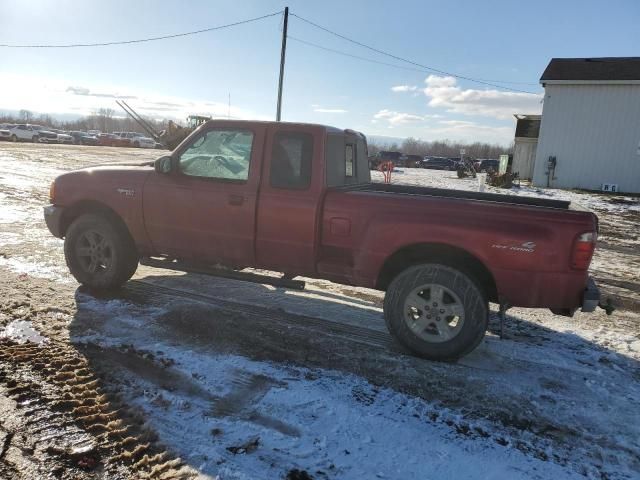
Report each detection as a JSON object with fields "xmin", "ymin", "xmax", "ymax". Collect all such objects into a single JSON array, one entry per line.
[{"xmin": 139, "ymin": 257, "xmax": 306, "ymax": 290}]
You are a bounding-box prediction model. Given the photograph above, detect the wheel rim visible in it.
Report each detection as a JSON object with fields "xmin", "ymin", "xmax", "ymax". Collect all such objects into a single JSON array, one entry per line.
[
  {"xmin": 403, "ymin": 284, "xmax": 465, "ymax": 343},
  {"xmin": 76, "ymin": 230, "xmax": 113, "ymax": 275}
]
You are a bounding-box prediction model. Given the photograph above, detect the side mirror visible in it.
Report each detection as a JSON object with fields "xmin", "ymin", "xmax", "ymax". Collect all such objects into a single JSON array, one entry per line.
[{"xmin": 154, "ymin": 155, "xmax": 173, "ymax": 174}]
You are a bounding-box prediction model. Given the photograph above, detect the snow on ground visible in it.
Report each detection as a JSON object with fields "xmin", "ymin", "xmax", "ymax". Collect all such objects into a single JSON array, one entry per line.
[
  {"xmin": 1, "ymin": 143, "xmax": 639, "ymax": 479},
  {"xmin": 372, "ymin": 168, "xmax": 640, "ymax": 214},
  {"xmin": 0, "ymin": 319, "xmax": 48, "ymax": 344},
  {"xmin": 71, "ymin": 295, "xmax": 585, "ymax": 480}
]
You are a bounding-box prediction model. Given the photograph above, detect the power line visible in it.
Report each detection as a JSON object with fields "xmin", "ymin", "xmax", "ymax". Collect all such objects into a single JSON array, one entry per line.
[
  {"xmin": 290, "ymin": 36, "xmax": 539, "ymax": 86},
  {"xmin": 0, "ymin": 11, "xmax": 283, "ymax": 48},
  {"xmin": 289, "ymin": 12, "xmax": 538, "ymax": 94}
]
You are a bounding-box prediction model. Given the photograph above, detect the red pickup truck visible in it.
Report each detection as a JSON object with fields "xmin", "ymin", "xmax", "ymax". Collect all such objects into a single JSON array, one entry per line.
[{"xmin": 44, "ymin": 120, "xmax": 601, "ymax": 360}]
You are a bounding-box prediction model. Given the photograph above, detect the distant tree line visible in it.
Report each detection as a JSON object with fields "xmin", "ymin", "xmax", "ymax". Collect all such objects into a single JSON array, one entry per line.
[
  {"xmin": 0, "ymin": 109, "xmax": 170, "ymax": 135},
  {"xmin": 369, "ymin": 137, "xmax": 512, "ymax": 159}
]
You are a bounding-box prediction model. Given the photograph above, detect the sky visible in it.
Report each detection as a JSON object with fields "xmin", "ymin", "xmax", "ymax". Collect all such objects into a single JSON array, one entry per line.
[{"xmin": 1, "ymin": 0, "xmax": 639, "ymax": 145}]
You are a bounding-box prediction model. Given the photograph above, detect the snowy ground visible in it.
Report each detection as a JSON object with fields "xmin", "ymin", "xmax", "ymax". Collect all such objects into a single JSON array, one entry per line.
[{"xmin": 0, "ymin": 142, "xmax": 639, "ymax": 479}]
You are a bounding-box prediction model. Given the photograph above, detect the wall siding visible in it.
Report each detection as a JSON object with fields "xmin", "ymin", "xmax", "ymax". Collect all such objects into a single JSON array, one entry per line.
[{"xmin": 532, "ymin": 84, "xmax": 640, "ymax": 193}]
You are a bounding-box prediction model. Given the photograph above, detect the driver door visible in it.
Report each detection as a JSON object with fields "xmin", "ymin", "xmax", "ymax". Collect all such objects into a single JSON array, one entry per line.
[{"xmin": 143, "ymin": 125, "xmax": 263, "ymax": 267}]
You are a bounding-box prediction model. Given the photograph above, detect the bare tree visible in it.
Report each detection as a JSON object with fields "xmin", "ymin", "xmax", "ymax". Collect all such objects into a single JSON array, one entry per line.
[{"xmin": 19, "ymin": 109, "xmax": 33, "ymax": 122}]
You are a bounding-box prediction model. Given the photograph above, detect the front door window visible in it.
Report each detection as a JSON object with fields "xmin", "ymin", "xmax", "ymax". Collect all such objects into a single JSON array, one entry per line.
[{"xmin": 178, "ymin": 129, "xmax": 254, "ymax": 181}]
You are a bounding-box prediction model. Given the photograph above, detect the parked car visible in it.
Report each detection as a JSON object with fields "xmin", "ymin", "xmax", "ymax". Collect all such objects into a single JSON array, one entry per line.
[
  {"xmin": 110, "ymin": 132, "xmax": 133, "ymax": 147},
  {"xmin": 44, "ymin": 120, "xmax": 603, "ymax": 361},
  {"xmin": 8, "ymin": 124, "xmax": 45, "ymax": 142},
  {"xmin": 69, "ymin": 131, "xmax": 99, "ymax": 146},
  {"xmin": 398, "ymin": 154, "xmax": 423, "ymax": 168},
  {"xmin": 118, "ymin": 132, "xmax": 156, "ymax": 148},
  {"xmin": 369, "ymin": 151, "xmax": 402, "ymax": 169},
  {"xmin": 476, "ymin": 159, "xmax": 500, "ymax": 173},
  {"xmin": 87, "ymin": 130, "xmax": 101, "ymax": 136},
  {"xmin": 0, "ymin": 125, "xmax": 11, "ymax": 141},
  {"xmin": 50, "ymin": 129, "xmax": 74, "ymax": 144},
  {"xmin": 30, "ymin": 125, "xmax": 59, "ymax": 143},
  {"xmin": 96, "ymin": 133, "xmax": 118, "ymax": 147},
  {"xmin": 421, "ymin": 157, "xmax": 457, "ymax": 170}
]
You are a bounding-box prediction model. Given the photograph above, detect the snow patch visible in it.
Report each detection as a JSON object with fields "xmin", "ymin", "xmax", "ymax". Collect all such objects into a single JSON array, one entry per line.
[{"xmin": 1, "ymin": 320, "xmax": 48, "ymax": 344}]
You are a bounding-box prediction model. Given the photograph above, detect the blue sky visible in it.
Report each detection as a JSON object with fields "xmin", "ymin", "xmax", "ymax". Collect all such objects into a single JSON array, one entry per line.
[{"xmin": 1, "ymin": 0, "xmax": 638, "ymax": 144}]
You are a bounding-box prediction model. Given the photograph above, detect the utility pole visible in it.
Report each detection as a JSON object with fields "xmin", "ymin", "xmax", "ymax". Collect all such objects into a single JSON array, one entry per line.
[{"xmin": 276, "ymin": 7, "xmax": 289, "ymax": 121}]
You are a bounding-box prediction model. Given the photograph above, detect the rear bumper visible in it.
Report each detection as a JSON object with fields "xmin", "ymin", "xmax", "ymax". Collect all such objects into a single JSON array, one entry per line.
[
  {"xmin": 43, "ymin": 205, "xmax": 65, "ymax": 238},
  {"xmin": 581, "ymin": 276, "xmax": 600, "ymax": 313}
]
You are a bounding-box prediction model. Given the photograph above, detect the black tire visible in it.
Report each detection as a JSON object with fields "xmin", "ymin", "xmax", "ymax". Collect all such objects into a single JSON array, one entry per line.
[
  {"xmin": 133, "ymin": 141, "xmax": 140, "ymax": 148},
  {"xmin": 64, "ymin": 213, "xmax": 139, "ymax": 290},
  {"xmin": 32, "ymin": 135, "xmax": 39, "ymax": 143},
  {"xmin": 10, "ymin": 134, "xmax": 17, "ymax": 142},
  {"xmin": 383, "ymin": 264, "xmax": 488, "ymax": 361}
]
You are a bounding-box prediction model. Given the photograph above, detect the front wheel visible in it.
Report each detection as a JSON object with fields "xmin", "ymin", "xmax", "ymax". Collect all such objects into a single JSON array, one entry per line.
[
  {"xmin": 64, "ymin": 214, "xmax": 139, "ymax": 290},
  {"xmin": 32, "ymin": 135, "xmax": 39, "ymax": 143},
  {"xmin": 383, "ymin": 264, "xmax": 488, "ymax": 361},
  {"xmin": 10, "ymin": 134, "xmax": 17, "ymax": 142}
]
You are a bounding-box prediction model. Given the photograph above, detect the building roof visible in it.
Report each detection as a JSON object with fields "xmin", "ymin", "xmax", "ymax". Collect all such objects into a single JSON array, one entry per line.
[{"xmin": 540, "ymin": 57, "xmax": 640, "ymax": 82}]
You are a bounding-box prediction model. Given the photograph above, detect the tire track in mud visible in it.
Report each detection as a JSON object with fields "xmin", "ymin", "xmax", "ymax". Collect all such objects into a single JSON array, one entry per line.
[
  {"xmin": 0, "ymin": 339, "xmax": 198, "ymax": 479},
  {"xmin": 128, "ymin": 280, "xmax": 393, "ymax": 350}
]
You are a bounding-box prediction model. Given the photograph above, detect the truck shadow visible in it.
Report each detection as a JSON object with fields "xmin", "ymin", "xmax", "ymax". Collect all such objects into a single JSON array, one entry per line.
[{"xmin": 67, "ymin": 272, "xmax": 640, "ymax": 477}]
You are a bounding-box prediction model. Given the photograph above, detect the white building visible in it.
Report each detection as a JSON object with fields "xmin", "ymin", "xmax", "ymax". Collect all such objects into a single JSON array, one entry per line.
[{"xmin": 532, "ymin": 57, "xmax": 640, "ymax": 193}]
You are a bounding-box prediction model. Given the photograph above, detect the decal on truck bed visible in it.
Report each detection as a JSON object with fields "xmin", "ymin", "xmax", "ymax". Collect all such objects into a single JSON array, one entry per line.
[{"xmin": 491, "ymin": 241, "xmax": 536, "ymax": 253}]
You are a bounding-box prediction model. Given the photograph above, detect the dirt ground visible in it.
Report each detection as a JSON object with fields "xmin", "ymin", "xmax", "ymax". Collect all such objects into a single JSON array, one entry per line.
[{"xmin": 0, "ymin": 142, "xmax": 639, "ymax": 479}]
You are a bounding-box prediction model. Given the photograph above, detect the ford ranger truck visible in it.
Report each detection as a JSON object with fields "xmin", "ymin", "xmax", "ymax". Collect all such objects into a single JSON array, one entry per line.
[{"xmin": 44, "ymin": 120, "xmax": 601, "ymax": 360}]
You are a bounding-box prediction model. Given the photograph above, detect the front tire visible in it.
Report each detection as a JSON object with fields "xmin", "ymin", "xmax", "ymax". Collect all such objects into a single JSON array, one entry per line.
[
  {"xmin": 383, "ymin": 264, "xmax": 488, "ymax": 361},
  {"xmin": 64, "ymin": 214, "xmax": 139, "ymax": 290}
]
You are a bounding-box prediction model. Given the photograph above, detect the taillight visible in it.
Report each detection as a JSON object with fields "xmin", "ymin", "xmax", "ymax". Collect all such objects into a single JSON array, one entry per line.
[
  {"xmin": 49, "ymin": 181, "xmax": 56, "ymax": 203},
  {"xmin": 571, "ymin": 231, "xmax": 596, "ymax": 270}
]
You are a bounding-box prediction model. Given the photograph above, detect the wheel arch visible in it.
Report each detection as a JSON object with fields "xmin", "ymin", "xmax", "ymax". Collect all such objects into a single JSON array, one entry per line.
[
  {"xmin": 376, "ymin": 242, "xmax": 498, "ymax": 302},
  {"xmin": 60, "ymin": 200, "xmax": 135, "ymax": 247}
]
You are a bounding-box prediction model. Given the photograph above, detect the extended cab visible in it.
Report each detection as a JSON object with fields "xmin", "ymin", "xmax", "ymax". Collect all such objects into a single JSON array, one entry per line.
[{"xmin": 44, "ymin": 120, "xmax": 602, "ymax": 360}]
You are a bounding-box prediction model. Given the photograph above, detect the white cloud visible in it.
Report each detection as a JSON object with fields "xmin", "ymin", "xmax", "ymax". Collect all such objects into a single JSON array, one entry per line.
[
  {"xmin": 313, "ymin": 108, "xmax": 348, "ymax": 114},
  {"xmin": 391, "ymin": 85, "xmax": 418, "ymax": 92},
  {"xmin": 0, "ymin": 72, "xmax": 270, "ymax": 122},
  {"xmin": 373, "ymin": 109, "xmax": 424, "ymax": 125},
  {"xmin": 423, "ymin": 75, "xmax": 542, "ymax": 119}
]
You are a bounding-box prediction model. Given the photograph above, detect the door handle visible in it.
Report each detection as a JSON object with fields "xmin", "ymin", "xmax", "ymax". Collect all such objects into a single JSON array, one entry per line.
[{"xmin": 228, "ymin": 194, "xmax": 244, "ymax": 206}]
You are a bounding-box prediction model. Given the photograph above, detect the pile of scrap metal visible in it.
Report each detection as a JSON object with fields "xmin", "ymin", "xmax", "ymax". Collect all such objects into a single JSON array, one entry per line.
[
  {"xmin": 488, "ymin": 170, "xmax": 520, "ymax": 188},
  {"xmin": 456, "ymin": 157, "xmax": 477, "ymax": 178},
  {"xmin": 116, "ymin": 100, "xmax": 210, "ymax": 150}
]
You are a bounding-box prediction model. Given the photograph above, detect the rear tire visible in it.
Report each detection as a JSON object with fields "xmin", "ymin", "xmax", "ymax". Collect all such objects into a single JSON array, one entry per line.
[
  {"xmin": 64, "ymin": 214, "xmax": 139, "ymax": 290},
  {"xmin": 383, "ymin": 264, "xmax": 488, "ymax": 361},
  {"xmin": 10, "ymin": 134, "xmax": 17, "ymax": 142}
]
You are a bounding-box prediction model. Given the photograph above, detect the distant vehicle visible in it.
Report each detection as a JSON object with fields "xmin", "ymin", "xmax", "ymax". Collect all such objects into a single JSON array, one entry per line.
[
  {"xmin": 475, "ymin": 159, "xmax": 500, "ymax": 173},
  {"xmin": 69, "ymin": 131, "xmax": 99, "ymax": 146},
  {"xmin": 87, "ymin": 130, "xmax": 101, "ymax": 136},
  {"xmin": 398, "ymin": 154, "xmax": 423, "ymax": 168},
  {"xmin": 50, "ymin": 129, "xmax": 74, "ymax": 144},
  {"xmin": 421, "ymin": 157, "xmax": 457, "ymax": 170},
  {"xmin": 370, "ymin": 151, "xmax": 402, "ymax": 169},
  {"xmin": 110, "ymin": 132, "xmax": 133, "ymax": 147},
  {"xmin": 0, "ymin": 125, "xmax": 11, "ymax": 141},
  {"xmin": 119, "ymin": 132, "xmax": 156, "ymax": 149},
  {"xmin": 29, "ymin": 125, "xmax": 58, "ymax": 143},
  {"xmin": 96, "ymin": 133, "xmax": 118, "ymax": 147},
  {"xmin": 8, "ymin": 124, "xmax": 50, "ymax": 142}
]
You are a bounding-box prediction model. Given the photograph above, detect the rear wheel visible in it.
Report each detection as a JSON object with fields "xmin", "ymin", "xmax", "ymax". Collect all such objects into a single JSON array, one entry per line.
[
  {"xmin": 10, "ymin": 134, "xmax": 17, "ymax": 142},
  {"xmin": 133, "ymin": 141, "xmax": 140, "ymax": 148},
  {"xmin": 383, "ymin": 264, "xmax": 488, "ymax": 361},
  {"xmin": 64, "ymin": 214, "xmax": 139, "ymax": 290}
]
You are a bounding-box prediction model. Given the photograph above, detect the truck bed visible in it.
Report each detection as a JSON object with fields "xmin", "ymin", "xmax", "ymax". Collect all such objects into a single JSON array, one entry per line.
[{"xmin": 347, "ymin": 183, "xmax": 573, "ymax": 210}]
